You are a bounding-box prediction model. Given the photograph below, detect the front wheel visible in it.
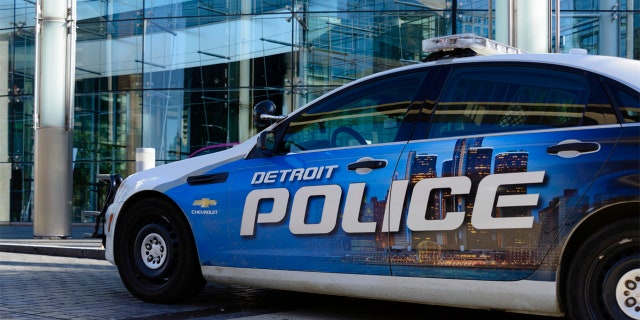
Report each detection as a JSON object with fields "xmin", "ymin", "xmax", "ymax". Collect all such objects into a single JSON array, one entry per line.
[
  {"xmin": 565, "ymin": 217, "xmax": 640, "ymax": 320},
  {"xmin": 115, "ymin": 197, "xmax": 205, "ymax": 303}
]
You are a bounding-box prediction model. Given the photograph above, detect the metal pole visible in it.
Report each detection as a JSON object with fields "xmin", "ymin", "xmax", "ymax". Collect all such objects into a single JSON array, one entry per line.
[
  {"xmin": 509, "ymin": 0, "xmax": 515, "ymax": 47},
  {"xmin": 556, "ymin": 0, "xmax": 560, "ymax": 53},
  {"xmin": 488, "ymin": 0, "xmax": 493, "ymax": 39},
  {"xmin": 33, "ymin": 0, "xmax": 76, "ymax": 238},
  {"xmin": 239, "ymin": 0, "xmax": 252, "ymax": 141},
  {"xmin": 548, "ymin": 0, "xmax": 552, "ymax": 52},
  {"xmin": 451, "ymin": 0, "xmax": 458, "ymax": 35},
  {"xmin": 628, "ymin": 0, "xmax": 634, "ymax": 58},
  {"xmin": 0, "ymin": 41, "xmax": 8, "ymax": 223}
]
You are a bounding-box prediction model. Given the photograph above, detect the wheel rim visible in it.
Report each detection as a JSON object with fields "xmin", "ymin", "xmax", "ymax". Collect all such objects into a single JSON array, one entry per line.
[
  {"xmin": 616, "ymin": 268, "xmax": 640, "ymax": 319},
  {"xmin": 140, "ymin": 232, "xmax": 167, "ymax": 270},
  {"xmin": 132, "ymin": 223, "xmax": 174, "ymax": 280}
]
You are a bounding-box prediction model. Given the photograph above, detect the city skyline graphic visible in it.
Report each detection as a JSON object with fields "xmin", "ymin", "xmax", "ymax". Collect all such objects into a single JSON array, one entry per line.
[{"xmin": 348, "ymin": 137, "xmax": 589, "ymax": 271}]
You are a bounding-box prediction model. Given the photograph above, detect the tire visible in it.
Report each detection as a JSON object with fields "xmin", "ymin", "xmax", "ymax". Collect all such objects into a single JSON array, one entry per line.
[
  {"xmin": 565, "ymin": 217, "xmax": 640, "ymax": 320},
  {"xmin": 115, "ymin": 197, "xmax": 206, "ymax": 303}
]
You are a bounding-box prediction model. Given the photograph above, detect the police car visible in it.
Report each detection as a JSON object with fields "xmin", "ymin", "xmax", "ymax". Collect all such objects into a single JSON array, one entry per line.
[{"xmin": 101, "ymin": 43, "xmax": 640, "ymax": 319}]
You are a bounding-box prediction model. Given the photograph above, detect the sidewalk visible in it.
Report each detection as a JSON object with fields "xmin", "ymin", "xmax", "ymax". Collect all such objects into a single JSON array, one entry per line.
[{"xmin": 0, "ymin": 223, "xmax": 105, "ymax": 260}]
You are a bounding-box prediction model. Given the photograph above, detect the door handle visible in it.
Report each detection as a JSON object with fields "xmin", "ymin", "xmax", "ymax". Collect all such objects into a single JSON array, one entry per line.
[
  {"xmin": 348, "ymin": 159, "xmax": 387, "ymax": 171},
  {"xmin": 547, "ymin": 140, "xmax": 600, "ymax": 158}
]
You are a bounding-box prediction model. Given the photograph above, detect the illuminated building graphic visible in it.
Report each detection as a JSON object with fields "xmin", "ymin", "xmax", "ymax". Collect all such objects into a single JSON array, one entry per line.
[
  {"xmin": 409, "ymin": 154, "xmax": 438, "ymax": 184},
  {"xmin": 494, "ymin": 151, "xmax": 531, "ymax": 249},
  {"xmin": 464, "ymin": 146, "xmax": 494, "ymax": 250},
  {"xmin": 537, "ymin": 189, "xmax": 589, "ymax": 267},
  {"xmin": 371, "ymin": 196, "xmax": 389, "ymax": 250},
  {"xmin": 408, "ymin": 153, "xmax": 438, "ymax": 250},
  {"xmin": 343, "ymin": 138, "xmax": 597, "ymax": 272}
]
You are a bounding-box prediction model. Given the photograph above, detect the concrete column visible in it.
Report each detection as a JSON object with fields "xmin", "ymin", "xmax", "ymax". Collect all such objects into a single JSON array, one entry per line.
[
  {"xmin": 495, "ymin": 0, "xmax": 549, "ymax": 53},
  {"xmin": 495, "ymin": 0, "xmax": 514, "ymax": 46},
  {"xmin": 239, "ymin": 58, "xmax": 251, "ymax": 141},
  {"xmin": 33, "ymin": 0, "xmax": 76, "ymax": 238},
  {"xmin": 238, "ymin": 0, "xmax": 252, "ymax": 141},
  {"xmin": 600, "ymin": 0, "xmax": 619, "ymax": 56},
  {"xmin": 127, "ymin": 77, "xmax": 143, "ymax": 175},
  {"xmin": 516, "ymin": 0, "xmax": 549, "ymax": 53},
  {"xmin": 0, "ymin": 41, "xmax": 9, "ymax": 224}
]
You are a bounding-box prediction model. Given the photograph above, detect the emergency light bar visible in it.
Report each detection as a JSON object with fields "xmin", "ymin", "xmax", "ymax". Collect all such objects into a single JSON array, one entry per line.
[{"xmin": 422, "ymin": 34, "xmax": 525, "ymax": 61}]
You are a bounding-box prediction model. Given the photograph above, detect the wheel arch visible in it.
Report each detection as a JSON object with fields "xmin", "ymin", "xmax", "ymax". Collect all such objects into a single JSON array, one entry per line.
[
  {"xmin": 556, "ymin": 200, "xmax": 640, "ymax": 314},
  {"xmin": 113, "ymin": 190, "xmax": 199, "ymax": 267}
]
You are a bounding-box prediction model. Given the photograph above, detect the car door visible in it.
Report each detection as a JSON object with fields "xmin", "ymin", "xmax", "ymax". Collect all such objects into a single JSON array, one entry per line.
[
  {"xmin": 389, "ymin": 63, "xmax": 623, "ymax": 281},
  {"xmin": 215, "ymin": 69, "xmax": 432, "ymax": 275}
]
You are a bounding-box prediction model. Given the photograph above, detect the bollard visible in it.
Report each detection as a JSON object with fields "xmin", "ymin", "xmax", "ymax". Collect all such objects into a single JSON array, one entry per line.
[{"xmin": 135, "ymin": 148, "xmax": 156, "ymax": 172}]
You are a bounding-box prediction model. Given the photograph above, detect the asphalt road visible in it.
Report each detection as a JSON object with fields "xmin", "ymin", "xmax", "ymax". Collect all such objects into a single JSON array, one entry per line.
[{"xmin": 0, "ymin": 251, "xmax": 566, "ymax": 320}]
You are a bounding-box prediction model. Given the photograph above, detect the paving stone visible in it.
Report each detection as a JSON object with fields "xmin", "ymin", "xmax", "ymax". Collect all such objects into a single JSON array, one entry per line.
[{"xmin": 0, "ymin": 252, "xmax": 294, "ymax": 319}]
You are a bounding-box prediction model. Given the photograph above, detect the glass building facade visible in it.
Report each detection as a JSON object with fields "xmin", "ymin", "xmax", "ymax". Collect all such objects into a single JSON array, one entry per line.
[{"xmin": 1, "ymin": 0, "xmax": 638, "ymax": 223}]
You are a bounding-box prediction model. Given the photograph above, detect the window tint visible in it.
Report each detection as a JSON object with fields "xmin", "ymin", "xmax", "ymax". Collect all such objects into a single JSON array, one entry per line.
[
  {"xmin": 428, "ymin": 65, "xmax": 611, "ymax": 138},
  {"xmin": 281, "ymin": 70, "xmax": 427, "ymax": 152},
  {"xmin": 602, "ymin": 79, "xmax": 640, "ymax": 123}
]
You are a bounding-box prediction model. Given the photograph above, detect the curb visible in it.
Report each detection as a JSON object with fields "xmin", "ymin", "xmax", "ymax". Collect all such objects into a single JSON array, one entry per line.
[{"xmin": 0, "ymin": 243, "xmax": 105, "ymax": 260}]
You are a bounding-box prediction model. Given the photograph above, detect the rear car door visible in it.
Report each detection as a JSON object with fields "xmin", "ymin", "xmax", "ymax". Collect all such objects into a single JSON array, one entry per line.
[
  {"xmin": 212, "ymin": 68, "xmax": 433, "ymax": 274},
  {"xmin": 389, "ymin": 62, "xmax": 623, "ymax": 280}
]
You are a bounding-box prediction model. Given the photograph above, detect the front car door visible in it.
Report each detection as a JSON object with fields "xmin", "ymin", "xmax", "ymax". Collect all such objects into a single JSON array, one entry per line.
[{"xmin": 211, "ymin": 68, "xmax": 434, "ymax": 274}]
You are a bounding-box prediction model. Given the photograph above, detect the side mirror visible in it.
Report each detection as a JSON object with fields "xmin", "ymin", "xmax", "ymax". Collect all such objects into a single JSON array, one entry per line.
[
  {"xmin": 253, "ymin": 100, "xmax": 286, "ymax": 130},
  {"xmin": 256, "ymin": 130, "xmax": 276, "ymax": 156}
]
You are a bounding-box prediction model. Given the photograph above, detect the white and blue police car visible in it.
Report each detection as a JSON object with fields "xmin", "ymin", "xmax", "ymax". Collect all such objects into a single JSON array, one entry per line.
[{"xmin": 100, "ymin": 39, "xmax": 640, "ymax": 319}]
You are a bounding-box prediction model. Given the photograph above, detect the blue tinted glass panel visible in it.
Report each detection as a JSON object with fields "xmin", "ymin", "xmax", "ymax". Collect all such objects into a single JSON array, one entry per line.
[{"xmin": 429, "ymin": 65, "xmax": 593, "ymax": 138}]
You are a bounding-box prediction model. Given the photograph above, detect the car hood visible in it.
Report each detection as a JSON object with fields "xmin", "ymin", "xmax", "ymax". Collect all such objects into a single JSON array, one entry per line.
[{"xmin": 111, "ymin": 136, "xmax": 258, "ymax": 204}]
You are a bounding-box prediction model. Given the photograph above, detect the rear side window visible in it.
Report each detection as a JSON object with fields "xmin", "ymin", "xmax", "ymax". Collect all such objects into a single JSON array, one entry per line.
[
  {"xmin": 428, "ymin": 65, "xmax": 616, "ymax": 138},
  {"xmin": 602, "ymin": 79, "xmax": 640, "ymax": 123},
  {"xmin": 281, "ymin": 70, "xmax": 427, "ymax": 152}
]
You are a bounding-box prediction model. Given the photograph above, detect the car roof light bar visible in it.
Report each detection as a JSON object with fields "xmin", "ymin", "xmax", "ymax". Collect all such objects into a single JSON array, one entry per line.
[{"xmin": 422, "ymin": 33, "xmax": 526, "ymax": 58}]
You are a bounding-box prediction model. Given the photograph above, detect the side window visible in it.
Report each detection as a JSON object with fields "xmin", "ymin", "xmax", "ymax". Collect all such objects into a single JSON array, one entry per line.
[
  {"xmin": 602, "ymin": 79, "xmax": 640, "ymax": 123},
  {"xmin": 281, "ymin": 70, "xmax": 427, "ymax": 152},
  {"xmin": 428, "ymin": 65, "xmax": 614, "ymax": 138}
]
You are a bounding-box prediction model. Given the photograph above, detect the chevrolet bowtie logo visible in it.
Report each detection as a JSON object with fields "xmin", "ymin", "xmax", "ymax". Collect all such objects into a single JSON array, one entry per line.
[{"xmin": 193, "ymin": 198, "xmax": 217, "ymax": 208}]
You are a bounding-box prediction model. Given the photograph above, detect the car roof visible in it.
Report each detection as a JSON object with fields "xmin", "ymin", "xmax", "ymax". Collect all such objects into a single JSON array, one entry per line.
[
  {"xmin": 355, "ymin": 53, "xmax": 640, "ymax": 97},
  {"xmin": 284, "ymin": 53, "xmax": 639, "ymax": 121},
  {"xmin": 415, "ymin": 53, "xmax": 640, "ymax": 90}
]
